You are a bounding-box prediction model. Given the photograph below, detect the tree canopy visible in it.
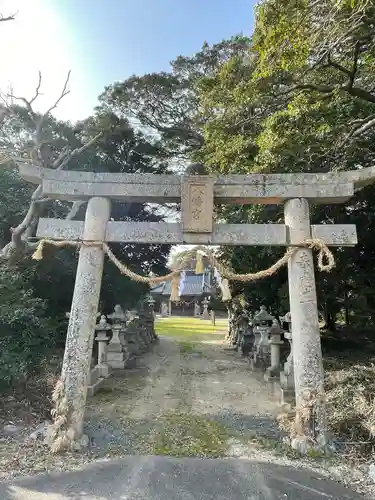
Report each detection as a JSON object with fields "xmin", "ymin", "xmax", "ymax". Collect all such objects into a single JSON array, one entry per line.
[
  {"xmin": 98, "ymin": 1, "xmax": 375, "ymax": 327},
  {"xmin": 196, "ymin": 0, "xmax": 375, "ymax": 325},
  {"xmin": 2, "ymin": 0, "xmax": 375, "ymax": 385}
]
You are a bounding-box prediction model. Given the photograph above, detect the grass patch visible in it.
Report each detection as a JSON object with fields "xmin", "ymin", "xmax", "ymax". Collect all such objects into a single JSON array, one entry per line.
[
  {"xmin": 325, "ymin": 363, "xmax": 375, "ymax": 457},
  {"xmin": 150, "ymin": 411, "xmax": 230, "ymax": 458},
  {"xmin": 155, "ymin": 316, "xmax": 226, "ymax": 339}
]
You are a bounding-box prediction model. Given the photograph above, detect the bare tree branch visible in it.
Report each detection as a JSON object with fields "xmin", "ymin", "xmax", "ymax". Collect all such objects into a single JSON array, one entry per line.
[
  {"xmin": 8, "ymin": 71, "xmax": 71, "ymax": 165},
  {"xmin": 55, "ymin": 131, "xmax": 103, "ymax": 170},
  {"xmin": 0, "ymin": 14, "xmax": 15, "ymax": 23},
  {"xmin": 352, "ymin": 117, "xmax": 375, "ymax": 137},
  {"xmin": 291, "ymin": 80, "xmax": 375, "ymax": 105},
  {"xmin": 345, "ymin": 85, "xmax": 375, "ymax": 104},
  {"xmin": 326, "ymin": 53, "xmax": 353, "ymax": 80},
  {"xmin": 43, "ymin": 70, "xmax": 71, "ymax": 117},
  {"xmin": 293, "ymin": 83, "xmax": 336, "ymax": 95},
  {"xmin": 29, "ymin": 71, "xmax": 43, "ymax": 106},
  {"xmin": 0, "ymin": 71, "xmax": 102, "ymax": 261},
  {"xmin": 66, "ymin": 201, "xmax": 86, "ymax": 221}
]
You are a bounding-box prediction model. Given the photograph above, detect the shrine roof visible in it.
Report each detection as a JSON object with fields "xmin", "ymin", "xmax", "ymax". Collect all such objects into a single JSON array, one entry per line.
[{"xmin": 150, "ymin": 270, "xmax": 214, "ymax": 298}]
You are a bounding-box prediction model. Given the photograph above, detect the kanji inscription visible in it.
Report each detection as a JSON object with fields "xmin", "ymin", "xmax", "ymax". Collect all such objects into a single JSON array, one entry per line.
[{"xmin": 181, "ymin": 175, "xmax": 214, "ymax": 233}]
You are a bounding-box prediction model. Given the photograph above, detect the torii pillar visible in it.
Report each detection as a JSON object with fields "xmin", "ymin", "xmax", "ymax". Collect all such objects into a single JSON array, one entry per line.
[
  {"xmin": 285, "ymin": 198, "xmax": 326, "ymax": 443},
  {"xmin": 57, "ymin": 197, "xmax": 110, "ymax": 445}
]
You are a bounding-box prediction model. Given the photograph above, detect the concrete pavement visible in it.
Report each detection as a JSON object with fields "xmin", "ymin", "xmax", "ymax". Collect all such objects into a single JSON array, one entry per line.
[{"xmin": 0, "ymin": 455, "xmax": 363, "ymax": 499}]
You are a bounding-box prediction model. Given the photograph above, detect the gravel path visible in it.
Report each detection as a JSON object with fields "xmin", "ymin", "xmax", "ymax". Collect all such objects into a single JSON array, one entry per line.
[
  {"xmin": 121, "ymin": 336, "xmax": 279, "ymax": 427},
  {"xmin": 82, "ymin": 334, "xmax": 282, "ymax": 454},
  {"xmin": 1, "ymin": 328, "xmax": 374, "ymax": 498}
]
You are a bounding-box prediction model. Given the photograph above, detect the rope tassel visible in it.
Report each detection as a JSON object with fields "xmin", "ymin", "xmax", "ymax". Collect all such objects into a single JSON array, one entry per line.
[
  {"xmin": 32, "ymin": 241, "xmax": 45, "ymax": 261},
  {"xmin": 31, "ymin": 239, "xmax": 80, "ymax": 261},
  {"xmin": 170, "ymin": 273, "xmax": 180, "ymax": 302},
  {"xmin": 220, "ymin": 278, "xmax": 232, "ymax": 302},
  {"xmin": 195, "ymin": 251, "xmax": 204, "ymax": 274}
]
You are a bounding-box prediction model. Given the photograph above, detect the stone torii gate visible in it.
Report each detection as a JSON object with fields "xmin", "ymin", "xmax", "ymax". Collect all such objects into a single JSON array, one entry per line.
[{"xmin": 19, "ymin": 163, "xmax": 375, "ymax": 447}]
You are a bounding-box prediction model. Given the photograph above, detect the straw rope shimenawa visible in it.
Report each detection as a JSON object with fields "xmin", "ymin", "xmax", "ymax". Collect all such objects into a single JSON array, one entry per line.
[{"xmin": 31, "ymin": 237, "xmax": 335, "ymax": 297}]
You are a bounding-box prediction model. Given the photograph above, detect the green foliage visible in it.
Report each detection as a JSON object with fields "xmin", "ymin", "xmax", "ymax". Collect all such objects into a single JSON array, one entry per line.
[
  {"xmin": 0, "ymin": 104, "xmax": 170, "ymax": 389},
  {"xmin": 0, "ymin": 264, "xmax": 59, "ymax": 388},
  {"xmin": 0, "ymin": 169, "xmax": 34, "ymax": 247},
  {"xmin": 253, "ymin": 0, "xmax": 310, "ymax": 77},
  {"xmin": 99, "ymin": 36, "xmax": 252, "ymax": 164},
  {"xmin": 193, "ymin": 0, "xmax": 375, "ymax": 326}
]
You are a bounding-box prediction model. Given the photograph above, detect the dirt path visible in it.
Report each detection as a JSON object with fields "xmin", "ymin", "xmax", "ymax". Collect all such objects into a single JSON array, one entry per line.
[
  {"xmin": 80, "ymin": 331, "xmax": 282, "ymax": 458},
  {"xmin": 121, "ymin": 335, "xmax": 280, "ymax": 432},
  {"xmin": 1, "ymin": 327, "xmax": 374, "ymax": 498}
]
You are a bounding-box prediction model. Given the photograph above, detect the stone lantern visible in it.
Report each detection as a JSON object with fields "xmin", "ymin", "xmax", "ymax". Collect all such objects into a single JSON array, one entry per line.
[
  {"xmin": 146, "ymin": 294, "xmax": 156, "ymax": 322},
  {"xmin": 107, "ymin": 305, "xmax": 128, "ymax": 369},
  {"xmin": 87, "ymin": 315, "xmax": 112, "ymax": 396},
  {"xmin": 265, "ymin": 319, "xmax": 284, "ymax": 381},
  {"xmin": 240, "ymin": 314, "xmax": 255, "ymax": 358},
  {"xmin": 147, "ymin": 294, "xmax": 155, "ymax": 310},
  {"xmin": 201, "ymin": 297, "xmax": 210, "ymax": 320},
  {"xmin": 161, "ymin": 301, "xmax": 169, "ymax": 317},
  {"xmin": 251, "ymin": 305, "xmax": 274, "ymax": 370},
  {"xmin": 279, "ymin": 311, "xmax": 295, "ymax": 404},
  {"xmin": 194, "ymin": 301, "xmax": 201, "ymax": 317},
  {"xmin": 94, "ymin": 315, "xmax": 112, "ymax": 378},
  {"xmin": 233, "ymin": 311, "xmax": 249, "ymax": 352}
]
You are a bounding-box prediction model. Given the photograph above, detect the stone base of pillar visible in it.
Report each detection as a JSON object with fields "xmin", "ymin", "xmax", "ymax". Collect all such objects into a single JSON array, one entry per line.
[
  {"xmin": 98, "ymin": 363, "xmax": 112, "ymax": 379},
  {"xmin": 107, "ymin": 349, "xmax": 129, "ymax": 369},
  {"xmin": 126, "ymin": 337, "xmax": 141, "ymax": 357},
  {"xmin": 250, "ymin": 350, "xmax": 270, "ymax": 371},
  {"xmin": 201, "ymin": 311, "xmax": 210, "ymax": 320},
  {"xmin": 264, "ymin": 365, "xmax": 281, "ymax": 382},
  {"xmin": 87, "ymin": 366, "xmax": 105, "ymax": 396},
  {"xmin": 289, "ymin": 434, "xmax": 335, "ymax": 456},
  {"xmin": 280, "ymin": 387, "xmax": 295, "ymax": 405}
]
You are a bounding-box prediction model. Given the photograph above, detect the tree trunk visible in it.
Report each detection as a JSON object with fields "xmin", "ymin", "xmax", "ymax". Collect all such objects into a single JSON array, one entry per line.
[
  {"xmin": 326, "ymin": 312, "xmax": 336, "ymax": 331},
  {"xmin": 344, "ymin": 291, "xmax": 350, "ymax": 325}
]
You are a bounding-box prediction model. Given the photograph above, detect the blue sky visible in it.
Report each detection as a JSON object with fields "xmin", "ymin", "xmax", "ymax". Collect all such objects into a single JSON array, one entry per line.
[{"xmin": 1, "ymin": 0, "xmax": 255, "ymax": 121}]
